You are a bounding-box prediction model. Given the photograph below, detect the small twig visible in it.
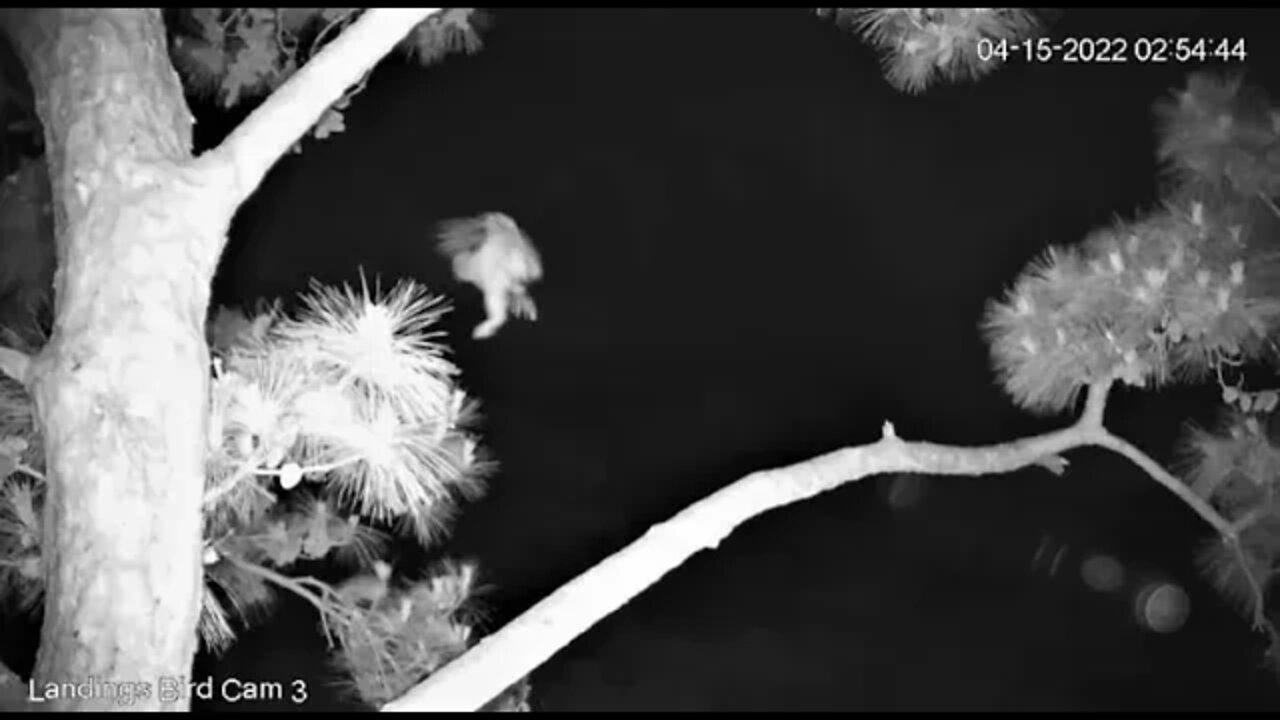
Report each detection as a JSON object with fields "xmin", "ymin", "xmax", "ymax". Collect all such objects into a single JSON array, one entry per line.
[
  {"xmin": 1229, "ymin": 505, "xmax": 1269, "ymax": 534},
  {"xmin": 15, "ymin": 464, "xmax": 43, "ymax": 482},
  {"xmin": 272, "ymin": 8, "xmax": 290, "ymax": 57},
  {"xmin": 255, "ymin": 456, "xmax": 361, "ymax": 478},
  {"xmin": 221, "ymin": 8, "xmax": 246, "ymax": 31},
  {"xmin": 230, "ymin": 556, "xmax": 397, "ymax": 689},
  {"xmin": 227, "ymin": 557, "xmax": 351, "ymax": 645},
  {"xmin": 311, "ymin": 9, "xmax": 359, "ymax": 58},
  {"xmin": 1262, "ymin": 621, "xmax": 1280, "ymax": 672},
  {"xmin": 1224, "ymin": 535, "xmax": 1271, "ymax": 630},
  {"xmin": 203, "ymin": 453, "xmax": 360, "ymax": 507},
  {"xmin": 1259, "ymin": 191, "xmax": 1280, "ymax": 222},
  {"xmin": 202, "ymin": 467, "xmax": 255, "ymax": 508}
]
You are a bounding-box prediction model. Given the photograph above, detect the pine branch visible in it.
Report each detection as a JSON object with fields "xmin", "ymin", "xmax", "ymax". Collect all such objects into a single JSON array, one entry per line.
[
  {"xmin": 818, "ymin": 8, "xmax": 1043, "ymax": 93},
  {"xmin": 383, "ymin": 379, "xmax": 1232, "ymax": 711},
  {"xmin": 212, "ymin": 9, "xmax": 443, "ymax": 207},
  {"xmin": 1091, "ymin": 431, "xmax": 1233, "ymax": 538}
]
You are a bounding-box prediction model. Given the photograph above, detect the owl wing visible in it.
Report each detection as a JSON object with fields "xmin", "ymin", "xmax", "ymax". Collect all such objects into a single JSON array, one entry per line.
[{"xmin": 435, "ymin": 214, "xmax": 491, "ymax": 259}]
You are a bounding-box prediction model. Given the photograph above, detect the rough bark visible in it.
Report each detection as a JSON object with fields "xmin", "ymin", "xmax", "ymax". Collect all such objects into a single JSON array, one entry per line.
[
  {"xmin": 3, "ymin": 8, "xmax": 231, "ymax": 711},
  {"xmin": 0, "ymin": 7, "xmax": 443, "ymax": 711}
]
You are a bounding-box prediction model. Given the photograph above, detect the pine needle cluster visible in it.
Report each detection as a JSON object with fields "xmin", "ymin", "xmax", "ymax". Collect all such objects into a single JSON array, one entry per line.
[
  {"xmin": 0, "ymin": 275, "xmax": 527, "ymax": 708},
  {"xmin": 818, "ymin": 8, "xmax": 1043, "ymax": 93},
  {"xmin": 984, "ymin": 70, "xmax": 1280, "ymax": 666}
]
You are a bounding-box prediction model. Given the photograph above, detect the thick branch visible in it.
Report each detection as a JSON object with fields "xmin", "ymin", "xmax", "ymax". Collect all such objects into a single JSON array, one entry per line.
[
  {"xmin": 384, "ymin": 402, "xmax": 1113, "ymax": 710},
  {"xmin": 213, "ymin": 8, "xmax": 442, "ymax": 206}
]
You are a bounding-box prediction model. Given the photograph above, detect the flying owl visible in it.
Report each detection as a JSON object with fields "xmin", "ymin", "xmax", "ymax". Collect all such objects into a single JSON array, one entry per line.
[{"xmin": 435, "ymin": 212, "xmax": 543, "ymax": 340}]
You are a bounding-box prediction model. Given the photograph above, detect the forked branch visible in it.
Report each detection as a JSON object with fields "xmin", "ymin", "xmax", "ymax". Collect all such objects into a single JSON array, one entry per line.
[
  {"xmin": 213, "ymin": 8, "xmax": 444, "ymax": 207},
  {"xmin": 384, "ymin": 379, "xmax": 1237, "ymax": 711}
]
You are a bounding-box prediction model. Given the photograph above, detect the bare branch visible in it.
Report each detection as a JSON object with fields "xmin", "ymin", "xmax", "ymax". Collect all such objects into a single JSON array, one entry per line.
[
  {"xmin": 382, "ymin": 408, "xmax": 1114, "ymax": 711},
  {"xmin": 212, "ymin": 9, "xmax": 443, "ymax": 206},
  {"xmin": 1088, "ymin": 430, "xmax": 1234, "ymax": 537}
]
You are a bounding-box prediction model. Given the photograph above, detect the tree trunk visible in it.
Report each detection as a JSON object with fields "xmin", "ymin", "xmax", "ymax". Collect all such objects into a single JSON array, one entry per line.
[
  {"xmin": 1, "ymin": 7, "xmax": 446, "ymax": 711},
  {"xmin": 3, "ymin": 9, "xmax": 230, "ymax": 711}
]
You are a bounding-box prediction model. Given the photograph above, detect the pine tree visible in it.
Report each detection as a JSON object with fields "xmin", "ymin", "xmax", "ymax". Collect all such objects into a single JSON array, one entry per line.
[
  {"xmin": 0, "ymin": 8, "xmax": 533, "ymax": 711},
  {"xmin": 0, "ymin": 7, "xmax": 1277, "ymax": 713}
]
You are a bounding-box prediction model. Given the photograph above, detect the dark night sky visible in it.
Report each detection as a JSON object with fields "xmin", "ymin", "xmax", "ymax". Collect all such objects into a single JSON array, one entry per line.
[
  {"xmin": 18, "ymin": 7, "xmax": 1280, "ymax": 712},
  {"xmin": 199, "ymin": 7, "xmax": 1280, "ymax": 712}
]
